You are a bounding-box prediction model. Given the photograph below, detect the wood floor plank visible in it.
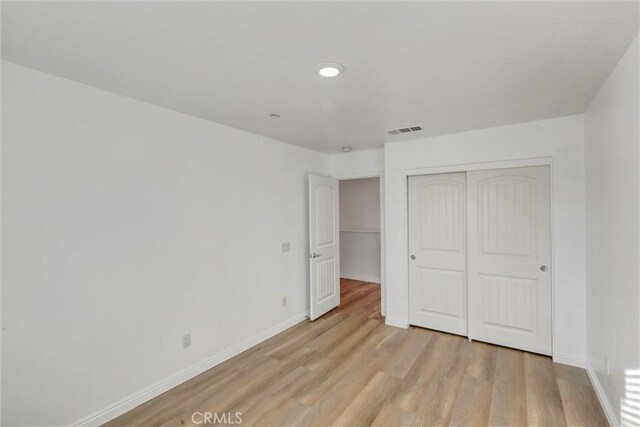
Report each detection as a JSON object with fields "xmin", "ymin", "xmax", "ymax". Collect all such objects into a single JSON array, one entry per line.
[
  {"xmin": 296, "ymin": 355, "xmax": 385, "ymax": 426},
  {"xmin": 246, "ymin": 398, "xmax": 311, "ymax": 427},
  {"xmin": 108, "ymin": 279, "xmax": 605, "ymax": 427},
  {"xmin": 466, "ymin": 341, "xmax": 498, "ymax": 381},
  {"xmin": 524, "ymin": 352, "xmax": 568, "ymax": 427},
  {"xmin": 554, "ymin": 362, "xmax": 591, "ymax": 386},
  {"xmin": 449, "ymin": 375, "xmax": 493, "ymax": 427},
  {"xmin": 239, "ymin": 368, "xmax": 318, "ymax": 426},
  {"xmin": 333, "ymin": 371, "xmax": 401, "ymax": 427},
  {"xmin": 371, "ymin": 403, "xmax": 417, "ymax": 427},
  {"xmin": 297, "ymin": 325, "xmax": 390, "ymax": 406},
  {"xmin": 304, "ymin": 319, "xmax": 380, "ymax": 372},
  {"xmin": 557, "ymin": 378, "xmax": 608, "ymax": 427},
  {"xmin": 415, "ymin": 337, "xmax": 471, "ymax": 426},
  {"xmin": 307, "ymin": 308, "xmax": 376, "ymax": 353},
  {"xmin": 229, "ymin": 364, "xmax": 312, "ymax": 421},
  {"xmin": 488, "ymin": 346, "xmax": 528, "ymax": 427},
  {"xmin": 266, "ymin": 312, "xmax": 346, "ymax": 360},
  {"xmin": 382, "ymin": 326, "xmax": 432, "ymax": 379},
  {"xmin": 393, "ymin": 332, "xmax": 459, "ymax": 413}
]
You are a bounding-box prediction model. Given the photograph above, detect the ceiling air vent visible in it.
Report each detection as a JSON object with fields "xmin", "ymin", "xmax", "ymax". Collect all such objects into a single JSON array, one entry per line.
[{"xmin": 386, "ymin": 125, "xmax": 422, "ymax": 135}]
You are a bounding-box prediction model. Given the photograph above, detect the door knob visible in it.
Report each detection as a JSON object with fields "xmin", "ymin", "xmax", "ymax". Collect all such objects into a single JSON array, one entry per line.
[
  {"xmin": 540, "ymin": 265, "xmax": 548, "ymax": 272},
  {"xmin": 410, "ymin": 255, "xmax": 416, "ymax": 260}
]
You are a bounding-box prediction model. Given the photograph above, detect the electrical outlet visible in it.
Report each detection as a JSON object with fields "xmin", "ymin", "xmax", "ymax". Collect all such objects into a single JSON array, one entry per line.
[
  {"xmin": 282, "ymin": 242, "xmax": 290, "ymax": 252},
  {"xmin": 183, "ymin": 333, "xmax": 191, "ymax": 348},
  {"xmin": 605, "ymin": 356, "xmax": 610, "ymax": 376},
  {"xmin": 282, "ymin": 296, "xmax": 287, "ymax": 306}
]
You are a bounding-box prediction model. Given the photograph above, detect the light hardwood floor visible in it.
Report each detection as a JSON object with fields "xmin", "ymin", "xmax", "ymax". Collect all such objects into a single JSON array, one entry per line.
[{"xmin": 107, "ymin": 279, "xmax": 607, "ymax": 427}]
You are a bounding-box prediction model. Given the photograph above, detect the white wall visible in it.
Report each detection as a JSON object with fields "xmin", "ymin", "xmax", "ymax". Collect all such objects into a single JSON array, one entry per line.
[
  {"xmin": 1, "ymin": 61, "xmax": 329, "ymax": 426},
  {"xmin": 330, "ymin": 149, "xmax": 384, "ymax": 179},
  {"xmin": 584, "ymin": 35, "xmax": 639, "ymax": 426},
  {"xmin": 340, "ymin": 178, "xmax": 380, "ymax": 232},
  {"xmin": 384, "ymin": 115, "xmax": 588, "ymax": 364},
  {"xmin": 340, "ymin": 232, "xmax": 381, "ymax": 283},
  {"xmin": 339, "ymin": 178, "xmax": 381, "ymax": 283}
]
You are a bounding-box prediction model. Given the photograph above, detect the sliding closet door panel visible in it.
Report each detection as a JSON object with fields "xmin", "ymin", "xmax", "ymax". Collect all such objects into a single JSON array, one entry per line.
[
  {"xmin": 467, "ymin": 166, "xmax": 552, "ymax": 355},
  {"xmin": 408, "ymin": 173, "xmax": 467, "ymax": 336}
]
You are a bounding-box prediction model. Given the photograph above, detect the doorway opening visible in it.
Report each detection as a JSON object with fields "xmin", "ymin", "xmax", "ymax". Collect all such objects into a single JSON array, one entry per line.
[{"xmin": 339, "ymin": 177, "xmax": 382, "ymax": 314}]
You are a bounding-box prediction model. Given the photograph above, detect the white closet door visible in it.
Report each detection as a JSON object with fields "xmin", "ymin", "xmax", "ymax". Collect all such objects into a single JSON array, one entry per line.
[
  {"xmin": 467, "ymin": 166, "xmax": 552, "ymax": 355},
  {"xmin": 408, "ymin": 173, "xmax": 467, "ymax": 336}
]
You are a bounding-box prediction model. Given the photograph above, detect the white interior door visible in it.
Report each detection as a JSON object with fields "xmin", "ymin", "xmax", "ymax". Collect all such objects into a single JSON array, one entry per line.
[
  {"xmin": 309, "ymin": 175, "xmax": 340, "ymax": 320},
  {"xmin": 467, "ymin": 166, "xmax": 552, "ymax": 355},
  {"xmin": 408, "ymin": 173, "xmax": 468, "ymax": 336}
]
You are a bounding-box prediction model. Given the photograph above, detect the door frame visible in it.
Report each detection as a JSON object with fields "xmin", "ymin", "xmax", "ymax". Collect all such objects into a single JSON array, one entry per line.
[
  {"xmin": 334, "ymin": 172, "xmax": 386, "ymax": 317},
  {"xmin": 404, "ymin": 156, "xmax": 554, "ymax": 354}
]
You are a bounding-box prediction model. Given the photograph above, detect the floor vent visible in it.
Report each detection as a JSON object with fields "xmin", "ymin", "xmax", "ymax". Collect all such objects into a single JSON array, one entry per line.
[{"xmin": 387, "ymin": 125, "xmax": 423, "ymax": 135}]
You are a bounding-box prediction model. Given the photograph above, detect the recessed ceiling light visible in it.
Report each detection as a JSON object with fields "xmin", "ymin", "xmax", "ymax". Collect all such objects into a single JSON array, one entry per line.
[
  {"xmin": 269, "ymin": 113, "xmax": 280, "ymax": 118},
  {"xmin": 341, "ymin": 146, "xmax": 352, "ymax": 153},
  {"xmin": 317, "ymin": 62, "xmax": 344, "ymax": 78}
]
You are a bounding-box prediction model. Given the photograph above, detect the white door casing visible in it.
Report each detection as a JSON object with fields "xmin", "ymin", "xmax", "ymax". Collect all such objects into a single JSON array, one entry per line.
[
  {"xmin": 408, "ymin": 173, "xmax": 468, "ymax": 336},
  {"xmin": 309, "ymin": 175, "xmax": 340, "ymax": 320},
  {"xmin": 467, "ymin": 166, "xmax": 552, "ymax": 355}
]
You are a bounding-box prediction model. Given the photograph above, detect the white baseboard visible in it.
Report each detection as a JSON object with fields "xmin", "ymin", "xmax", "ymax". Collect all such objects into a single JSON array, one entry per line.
[
  {"xmin": 340, "ymin": 274, "xmax": 381, "ymax": 284},
  {"xmin": 72, "ymin": 311, "xmax": 309, "ymax": 427},
  {"xmin": 552, "ymin": 352, "xmax": 586, "ymax": 368},
  {"xmin": 385, "ymin": 316, "xmax": 409, "ymax": 329},
  {"xmin": 586, "ymin": 365, "xmax": 618, "ymax": 427}
]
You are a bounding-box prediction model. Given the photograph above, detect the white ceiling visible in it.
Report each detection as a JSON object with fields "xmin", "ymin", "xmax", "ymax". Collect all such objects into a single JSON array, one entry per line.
[{"xmin": 2, "ymin": 1, "xmax": 638, "ymax": 153}]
